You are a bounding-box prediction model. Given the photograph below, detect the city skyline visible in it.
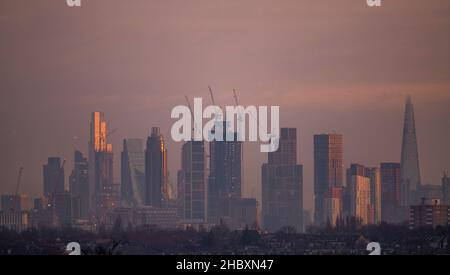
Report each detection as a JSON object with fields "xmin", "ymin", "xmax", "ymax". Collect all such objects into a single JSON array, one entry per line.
[
  {"xmin": 0, "ymin": 95, "xmax": 446, "ymax": 214},
  {"xmin": 1, "ymin": 0, "xmax": 450, "ymax": 214}
]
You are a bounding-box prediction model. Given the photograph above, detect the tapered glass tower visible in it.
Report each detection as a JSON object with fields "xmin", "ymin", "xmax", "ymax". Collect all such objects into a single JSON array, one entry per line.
[{"xmin": 400, "ymin": 96, "xmax": 421, "ymax": 206}]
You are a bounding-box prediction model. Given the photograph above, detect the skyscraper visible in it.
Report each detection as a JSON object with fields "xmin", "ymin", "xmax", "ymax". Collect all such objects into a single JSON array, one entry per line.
[
  {"xmin": 346, "ymin": 164, "xmax": 372, "ymax": 225},
  {"xmin": 145, "ymin": 127, "xmax": 168, "ymax": 207},
  {"xmin": 121, "ymin": 139, "xmax": 145, "ymax": 207},
  {"xmin": 368, "ymin": 167, "xmax": 381, "ymax": 224},
  {"xmin": 43, "ymin": 157, "xmax": 65, "ymax": 197},
  {"xmin": 314, "ymin": 134, "xmax": 344, "ymax": 226},
  {"xmin": 88, "ymin": 112, "xmax": 114, "ymax": 216},
  {"xmin": 380, "ymin": 162, "xmax": 401, "ymax": 223},
  {"xmin": 208, "ymin": 121, "xmax": 242, "ymax": 225},
  {"xmin": 442, "ymin": 172, "xmax": 450, "ymax": 205},
  {"xmin": 400, "ymin": 96, "xmax": 421, "ymax": 206},
  {"xmin": 178, "ymin": 141, "xmax": 206, "ymax": 222},
  {"xmin": 262, "ymin": 128, "xmax": 303, "ymax": 232},
  {"xmin": 69, "ymin": 150, "xmax": 89, "ymax": 219}
]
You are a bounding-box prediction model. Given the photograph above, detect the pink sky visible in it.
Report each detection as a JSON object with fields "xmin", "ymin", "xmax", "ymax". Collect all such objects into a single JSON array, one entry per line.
[{"xmin": 1, "ymin": 0, "xmax": 450, "ymax": 210}]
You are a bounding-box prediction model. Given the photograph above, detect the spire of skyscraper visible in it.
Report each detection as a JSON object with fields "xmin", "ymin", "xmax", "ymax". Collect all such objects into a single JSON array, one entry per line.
[{"xmin": 400, "ymin": 96, "xmax": 421, "ymax": 206}]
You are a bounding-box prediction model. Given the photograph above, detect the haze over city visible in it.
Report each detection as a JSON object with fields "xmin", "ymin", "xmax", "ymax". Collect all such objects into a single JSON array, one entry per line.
[{"xmin": 1, "ymin": 0, "xmax": 450, "ymax": 212}]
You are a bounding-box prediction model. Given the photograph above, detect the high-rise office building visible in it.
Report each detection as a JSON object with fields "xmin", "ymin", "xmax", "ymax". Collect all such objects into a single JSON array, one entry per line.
[
  {"xmin": 323, "ymin": 186, "xmax": 343, "ymax": 227},
  {"xmin": 262, "ymin": 128, "xmax": 303, "ymax": 232},
  {"xmin": 69, "ymin": 150, "xmax": 89, "ymax": 219},
  {"xmin": 178, "ymin": 141, "xmax": 206, "ymax": 222},
  {"xmin": 368, "ymin": 167, "xmax": 381, "ymax": 224},
  {"xmin": 43, "ymin": 157, "xmax": 65, "ymax": 197},
  {"xmin": 380, "ymin": 162, "xmax": 401, "ymax": 223},
  {"xmin": 400, "ymin": 96, "xmax": 421, "ymax": 206},
  {"xmin": 54, "ymin": 191, "xmax": 72, "ymax": 226},
  {"xmin": 442, "ymin": 172, "xmax": 450, "ymax": 205},
  {"xmin": 208, "ymin": 121, "xmax": 242, "ymax": 225},
  {"xmin": 314, "ymin": 134, "xmax": 344, "ymax": 226},
  {"xmin": 88, "ymin": 112, "xmax": 114, "ymax": 216},
  {"xmin": 346, "ymin": 164, "xmax": 372, "ymax": 225},
  {"xmin": 121, "ymin": 138, "xmax": 146, "ymax": 207},
  {"xmin": 145, "ymin": 127, "xmax": 168, "ymax": 207}
]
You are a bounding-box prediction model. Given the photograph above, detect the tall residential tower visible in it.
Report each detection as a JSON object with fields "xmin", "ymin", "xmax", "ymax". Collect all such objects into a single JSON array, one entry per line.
[
  {"xmin": 262, "ymin": 128, "xmax": 303, "ymax": 232},
  {"xmin": 314, "ymin": 134, "xmax": 344, "ymax": 226}
]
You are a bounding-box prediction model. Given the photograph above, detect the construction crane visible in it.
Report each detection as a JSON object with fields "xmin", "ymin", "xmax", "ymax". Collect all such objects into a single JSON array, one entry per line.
[
  {"xmin": 208, "ymin": 86, "xmax": 224, "ymax": 136},
  {"xmin": 233, "ymin": 89, "xmax": 245, "ymax": 197},
  {"xmin": 208, "ymin": 86, "xmax": 217, "ymax": 106},
  {"xmin": 233, "ymin": 89, "xmax": 239, "ymax": 106},
  {"xmin": 9, "ymin": 166, "xmax": 24, "ymax": 211},
  {"xmin": 185, "ymin": 95, "xmax": 202, "ymax": 138},
  {"xmin": 14, "ymin": 166, "xmax": 24, "ymax": 196}
]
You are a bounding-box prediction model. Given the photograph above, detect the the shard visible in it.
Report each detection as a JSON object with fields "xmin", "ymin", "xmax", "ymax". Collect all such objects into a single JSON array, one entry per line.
[{"xmin": 400, "ymin": 96, "xmax": 421, "ymax": 206}]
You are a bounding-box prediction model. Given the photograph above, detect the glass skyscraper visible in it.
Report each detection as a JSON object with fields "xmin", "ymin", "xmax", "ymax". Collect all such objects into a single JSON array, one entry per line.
[
  {"xmin": 314, "ymin": 134, "xmax": 344, "ymax": 226},
  {"xmin": 145, "ymin": 127, "xmax": 168, "ymax": 207},
  {"xmin": 400, "ymin": 96, "xmax": 421, "ymax": 206},
  {"xmin": 121, "ymin": 138, "xmax": 145, "ymax": 207}
]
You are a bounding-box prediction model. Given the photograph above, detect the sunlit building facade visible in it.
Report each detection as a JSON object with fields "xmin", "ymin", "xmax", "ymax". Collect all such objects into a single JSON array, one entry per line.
[
  {"xmin": 88, "ymin": 111, "xmax": 115, "ymax": 216},
  {"xmin": 347, "ymin": 164, "xmax": 371, "ymax": 225},
  {"xmin": 314, "ymin": 134, "xmax": 344, "ymax": 226}
]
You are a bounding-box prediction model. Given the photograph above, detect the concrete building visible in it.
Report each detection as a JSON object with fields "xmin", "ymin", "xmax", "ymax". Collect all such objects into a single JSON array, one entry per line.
[
  {"xmin": 178, "ymin": 141, "xmax": 206, "ymax": 222},
  {"xmin": 442, "ymin": 172, "xmax": 450, "ymax": 205},
  {"xmin": 0, "ymin": 211, "xmax": 29, "ymax": 232},
  {"xmin": 380, "ymin": 163, "xmax": 402, "ymax": 223},
  {"xmin": 314, "ymin": 134, "xmax": 344, "ymax": 226},
  {"xmin": 409, "ymin": 198, "xmax": 450, "ymax": 229},
  {"xmin": 208, "ymin": 121, "xmax": 242, "ymax": 225},
  {"xmin": 1, "ymin": 195, "xmax": 31, "ymax": 212},
  {"xmin": 262, "ymin": 128, "xmax": 303, "ymax": 232}
]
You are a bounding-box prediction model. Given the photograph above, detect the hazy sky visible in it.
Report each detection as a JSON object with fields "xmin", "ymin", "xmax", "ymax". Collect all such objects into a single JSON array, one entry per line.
[{"xmin": 1, "ymin": 0, "xmax": 450, "ymax": 211}]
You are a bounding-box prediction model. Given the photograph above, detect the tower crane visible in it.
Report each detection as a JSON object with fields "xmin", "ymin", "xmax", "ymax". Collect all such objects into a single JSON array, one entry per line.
[
  {"xmin": 9, "ymin": 166, "xmax": 24, "ymax": 211},
  {"xmin": 184, "ymin": 95, "xmax": 203, "ymax": 138},
  {"xmin": 14, "ymin": 166, "xmax": 24, "ymax": 196},
  {"xmin": 233, "ymin": 89, "xmax": 245, "ymax": 197}
]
